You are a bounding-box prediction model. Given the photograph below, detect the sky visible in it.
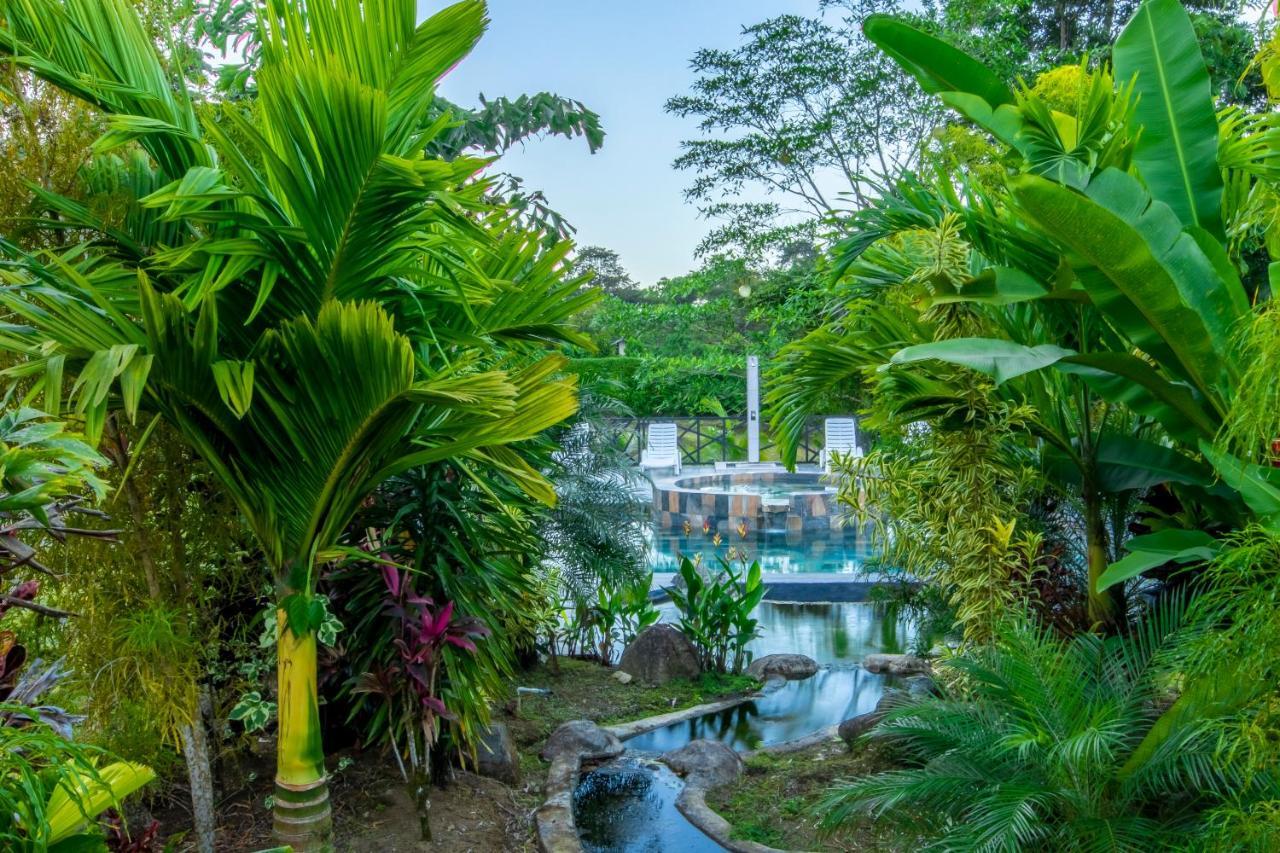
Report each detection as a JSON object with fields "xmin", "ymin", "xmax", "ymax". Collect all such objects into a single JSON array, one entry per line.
[{"xmin": 421, "ymin": 1, "xmax": 824, "ymax": 285}]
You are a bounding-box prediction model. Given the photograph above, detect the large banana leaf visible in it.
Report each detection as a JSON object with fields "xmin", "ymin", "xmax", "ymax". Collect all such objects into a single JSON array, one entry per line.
[
  {"xmin": 1114, "ymin": 0, "xmax": 1223, "ymax": 236},
  {"xmin": 1011, "ymin": 171, "xmax": 1240, "ymax": 411},
  {"xmin": 1044, "ymin": 436, "xmax": 1210, "ymax": 494},
  {"xmin": 863, "ymin": 15, "xmax": 1013, "ymax": 108},
  {"xmin": 1095, "ymin": 528, "xmax": 1221, "ymax": 591},
  {"xmin": 884, "ymin": 338, "xmax": 1219, "ymax": 445},
  {"xmin": 889, "ymin": 337, "xmax": 1073, "ymax": 384}
]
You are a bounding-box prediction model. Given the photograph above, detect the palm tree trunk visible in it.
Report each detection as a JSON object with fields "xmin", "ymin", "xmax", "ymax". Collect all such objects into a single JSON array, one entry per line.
[
  {"xmin": 273, "ymin": 614, "xmax": 332, "ymax": 851},
  {"xmin": 1083, "ymin": 487, "xmax": 1123, "ymax": 632},
  {"xmin": 178, "ymin": 687, "xmax": 217, "ymax": 853}
]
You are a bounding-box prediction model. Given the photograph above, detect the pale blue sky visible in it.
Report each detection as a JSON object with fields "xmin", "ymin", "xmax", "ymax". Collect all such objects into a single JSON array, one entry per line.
[{"xmin": 422, "ymin": 1, "xmax": 825, "ymax": 284}]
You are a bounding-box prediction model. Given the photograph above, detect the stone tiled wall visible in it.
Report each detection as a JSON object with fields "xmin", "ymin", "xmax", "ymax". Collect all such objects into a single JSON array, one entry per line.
[{"xmin": 652, "ymin": 473, "xmax": 841, "ymax": 534}]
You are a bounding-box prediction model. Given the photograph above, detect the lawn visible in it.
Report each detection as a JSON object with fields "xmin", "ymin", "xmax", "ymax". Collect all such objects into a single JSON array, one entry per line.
[{"xmin": 706, "ymin": 740, "xmax": 928, "ymax": 852}]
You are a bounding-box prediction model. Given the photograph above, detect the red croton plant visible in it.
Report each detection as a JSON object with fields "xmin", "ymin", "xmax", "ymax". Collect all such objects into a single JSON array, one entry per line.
[{"xmin": 353, "ymin": 563, "xmax": 489, "ymax": 841}]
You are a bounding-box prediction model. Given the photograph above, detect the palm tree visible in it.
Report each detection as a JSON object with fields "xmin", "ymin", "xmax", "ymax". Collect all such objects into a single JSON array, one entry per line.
[{"xmin": 0, "ymin": 1, "xmax": 591, "ymax": 848}]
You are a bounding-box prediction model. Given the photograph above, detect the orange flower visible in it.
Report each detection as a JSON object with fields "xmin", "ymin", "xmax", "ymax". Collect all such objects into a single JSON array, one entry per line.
[{"xmin": 702, "ymin": 518, "xmax": 711, "ymax": 535}]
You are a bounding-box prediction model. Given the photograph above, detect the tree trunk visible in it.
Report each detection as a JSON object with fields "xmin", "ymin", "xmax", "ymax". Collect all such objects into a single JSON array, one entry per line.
[
  {"xmin": 179, "ymin": 687, "xmax": 217, "ymax": 853},
  {"xmin": 273, "ymin": 613, "xmax": 332, "ymax": 851},
  {"xmin": 1083, "ymin": 487, "xmax": 1123, "ymax": 633}
]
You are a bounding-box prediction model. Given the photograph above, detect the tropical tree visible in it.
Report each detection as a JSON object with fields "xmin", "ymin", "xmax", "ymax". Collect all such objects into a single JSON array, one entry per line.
[
  {"xmin": 0, "ymin": 1, "xmax": 592, "ymax": 848},
  {"xmin": 774, "ymin": 0, "xmax": 1280, "ymax": 621}
]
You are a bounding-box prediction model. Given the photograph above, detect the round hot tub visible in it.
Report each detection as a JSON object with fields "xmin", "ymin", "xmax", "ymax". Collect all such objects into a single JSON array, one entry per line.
[{"xmin": 652, "ymin": 471, "xmax": 839, "ymax": 535}]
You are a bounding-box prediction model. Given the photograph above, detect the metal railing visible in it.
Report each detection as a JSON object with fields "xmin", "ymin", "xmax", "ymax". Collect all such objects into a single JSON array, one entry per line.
[{"xmin": 602, "ymin": 415, "xmax": 859, "ymax": 466}]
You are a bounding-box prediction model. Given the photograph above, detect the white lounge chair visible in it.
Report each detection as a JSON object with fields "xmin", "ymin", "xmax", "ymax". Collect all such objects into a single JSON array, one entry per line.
[
  {"xmin": 639, "ymin": 422, "xmax": 681, "ymax": 474},
  {"xmin": 820, "ymin": 417, "xmax": 861, "ymax": 472}
]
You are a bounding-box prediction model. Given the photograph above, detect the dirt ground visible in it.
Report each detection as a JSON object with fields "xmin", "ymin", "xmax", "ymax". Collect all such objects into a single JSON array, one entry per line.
[
  {"xmin": 151, "ymin": 658, "xmax": 753, "ymax": 851},
  {"xmin": 152, "ymin": 748, "xmax": 533, "ymax": 852}
]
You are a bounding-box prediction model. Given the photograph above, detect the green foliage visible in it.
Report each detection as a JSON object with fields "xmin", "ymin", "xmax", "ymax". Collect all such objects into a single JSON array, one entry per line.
[
  {"xmin": 820, "ymin": 606, "xmax": 1274, "ymax": 850},
  {"xmin": 840, "ymin": 399, "xmax": 1046, "ymax": 643},
  {"xmin": 666, "ymin": 2, "xmax": 935, "ymax": 258},
  {"xmin": 666, "ymin": 556, "xmax": 765, "ymax": 675},
  {"xmin": 0, "ymin": 709, "xmax": 153, "ymax": 851}
]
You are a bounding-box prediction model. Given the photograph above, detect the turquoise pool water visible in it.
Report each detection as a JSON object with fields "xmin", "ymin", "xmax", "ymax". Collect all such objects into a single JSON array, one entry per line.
[{"xmin": 648, "ymin": 527, "xmax": 874, "ymax": 574}]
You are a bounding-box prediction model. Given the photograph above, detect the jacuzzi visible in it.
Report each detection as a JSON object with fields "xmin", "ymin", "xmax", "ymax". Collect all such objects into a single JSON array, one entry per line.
[{"xmin": 652, "ymin": 471, "xmax": 839, "ymax": 535}]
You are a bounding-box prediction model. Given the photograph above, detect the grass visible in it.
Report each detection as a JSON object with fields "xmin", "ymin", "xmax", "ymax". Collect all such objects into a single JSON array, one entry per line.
[
  {"xmin": 705, "ymin": 741, "xmax": 927, "ymax": 852},
  {"xmin": 498, "ymin": 658, "xmax": 757, "ymax": 755}
]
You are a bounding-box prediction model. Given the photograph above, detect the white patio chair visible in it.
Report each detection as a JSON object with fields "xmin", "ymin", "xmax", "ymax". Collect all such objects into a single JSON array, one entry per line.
[
  {"xmin": 820, "ymin": 417, "xmax": 861, "ymax": 472},
  {"xmin": 639, "ymin": 422, "xmax": 681, "ymax": 474}
]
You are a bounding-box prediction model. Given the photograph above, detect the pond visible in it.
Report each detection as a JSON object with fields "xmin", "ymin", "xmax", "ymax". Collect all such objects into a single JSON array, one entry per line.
[
  {"xmin": 572, "ymin": 600, "xmax": 920, "ymax": 852},
  {"xmin": 622, "ymin": 667, "xmax": 886, "ymax": 753}
]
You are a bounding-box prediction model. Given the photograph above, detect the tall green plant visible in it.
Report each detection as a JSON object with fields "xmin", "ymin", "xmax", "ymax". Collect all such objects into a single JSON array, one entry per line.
[{"xmin": 666, "ymin": 556, "xmax": 765, "ymax": 675}]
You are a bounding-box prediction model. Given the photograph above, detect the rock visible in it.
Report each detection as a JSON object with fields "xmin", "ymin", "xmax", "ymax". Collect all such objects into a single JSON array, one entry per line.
[
  {"xmin": 838, "ymin": 687, "xmax": 907, "ymax": 746},
  {"xmin": 837, "ymin": 711, "xmax": 880, "ymax": 744},
  {"xmin": 660, "ymin": 739, "xmax": 744, "ymax": 789},
  {"xmin": 761, "ymin": 676, "xmax": 787, "ymax": 694},
  {"xmin": 746, "ymin": 653, "xmax": 819, "ymax": 682},
  {"xmin": 539, "ymin": 720, "xmax": 624, "ymax": 763},
  {"xmin": 862, "ymin": 653, "xmax": 931, "ymax": 676},
  {"xmin": 474, "ymin": 723, "xmax": 519, "ymax": 784},
  {"xmin": 618, "ymin": 624, "xmax": 702, "ymax": 685},
  {"xmin": 611, "ymin": 670, "xmax": 633, "ymax": 684},
  {"xmin": 904, "ymin": 674, "xmax": 939, "ymax": 698}
]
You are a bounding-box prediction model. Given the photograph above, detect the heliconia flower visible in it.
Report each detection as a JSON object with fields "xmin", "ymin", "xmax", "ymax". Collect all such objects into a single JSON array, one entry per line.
[
  {"xmin": 682, "ymin": 520, "xmax": 692, "ymax": 536},
  {"xmin": 736, "ymin": 521, "xmax": 748, "ymax": 539},
  {"xmin": 702, "ymin": 519, "xmax": 711, "ymax": 535},
  {"xmin": 712, "ymin": 532, "xmax": 722, "ymax": 547}
]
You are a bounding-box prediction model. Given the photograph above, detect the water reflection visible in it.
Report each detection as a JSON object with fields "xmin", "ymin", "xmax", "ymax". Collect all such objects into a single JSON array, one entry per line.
[
  {"xmin": 657, "ymin": 601, "xmax": 918, "ymax": 664},
  {"xmin": 622, "ymin": 668, "xmax": 885, "ymax": 753},
  {"xmin": 574, "ymin": 757, "xmax": 724, "ymax": 852}
]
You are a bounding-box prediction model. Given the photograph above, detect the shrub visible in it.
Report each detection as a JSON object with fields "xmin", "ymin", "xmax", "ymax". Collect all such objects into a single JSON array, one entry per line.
[
  {"xmin": 666, "ymin": 556, "xmax": 765, "ymax": 674},
  {"xmin": 819, "ymin": 603, "xmax": 1276, "ymax": 850}
]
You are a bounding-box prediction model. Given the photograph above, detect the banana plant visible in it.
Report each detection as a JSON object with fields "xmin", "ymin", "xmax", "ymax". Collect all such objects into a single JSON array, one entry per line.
[
  {"xmin": 852, "ymin": 0, "xmax": 1280, "ymax": 602},
  {"xmin": 0, "ymin": 1, "xmax": 592, "ymax": 849}
]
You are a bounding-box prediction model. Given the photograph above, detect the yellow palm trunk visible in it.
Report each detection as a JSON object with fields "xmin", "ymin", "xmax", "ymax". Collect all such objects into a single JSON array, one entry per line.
[{"xmin": 273, "ymin": 610, "xmax": 332, "ymax": 851}]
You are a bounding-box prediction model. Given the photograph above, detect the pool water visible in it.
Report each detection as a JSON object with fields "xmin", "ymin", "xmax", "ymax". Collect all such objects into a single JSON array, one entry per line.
[{"xmin": 648, "ymin": 528, "xmax": 874, "ymax": 574}]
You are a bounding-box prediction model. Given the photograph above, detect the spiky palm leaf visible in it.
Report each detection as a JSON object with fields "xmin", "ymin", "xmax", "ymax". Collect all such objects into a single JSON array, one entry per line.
[{"xmin": 821, "ymin": 602, "xmax": 1271, "ymax": 851}]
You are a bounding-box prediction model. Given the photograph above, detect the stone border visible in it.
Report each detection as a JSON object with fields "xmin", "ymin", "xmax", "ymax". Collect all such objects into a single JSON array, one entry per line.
[
  {"xmin": 534, "ymin": 752, "xmax": 583, "ymax": 853},
  {"xmin": 603, "ymin": 693, "xmax": 760, "ymax": 741},
  {"xmin": 534, "ymin": 694, "xmax": 760, "ymax": 853},
  {"xmin": 535, "ymin": 684, "xmax": 846, "ymax": 853},
  {"xmin": 675, "ymin": 785, "xmax": 813, "ymax": 853}
]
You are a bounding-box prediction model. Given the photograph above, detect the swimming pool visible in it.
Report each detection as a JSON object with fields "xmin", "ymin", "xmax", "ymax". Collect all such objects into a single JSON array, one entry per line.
[{"xmin": 648, "ymin": 527, "xmax": 875, "ymax": 574}]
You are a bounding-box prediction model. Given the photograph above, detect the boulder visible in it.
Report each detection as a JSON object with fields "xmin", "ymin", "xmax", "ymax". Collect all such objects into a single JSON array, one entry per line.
[
  {"xmin": 618, "ymin": 624, "xmax": 702, "ymax": 685},
  {"xmin": 660, "ymin": 739, "xmax": 744, "ymax": 789},
  {"xmin": 540, "ymin": 720, "xmax": 624, "ymax": 763},
  {"xmin": 837, "ymin": 711, "xmax": 880, "ymax": 744},
  {"xmin": 862, "ymin": 653, "xmax": 931, "ymax": 676},
  {"xmin": 904, "ymin": 674, "xmax": 939, "ymax": 698},
  {"xmin": 838, "ymin": 687, "xmax": 906, "ymax": 746},
  {"xmin": 611, "ymin": 670, "xmax": 633, "ymax": 684},
  {"xmin": 746, "ymin": 653, "xmax": 819, "ymax": 682},
  {"xmin": 474, "ymin": 722, "xmax": 519, "ymax": 784}
]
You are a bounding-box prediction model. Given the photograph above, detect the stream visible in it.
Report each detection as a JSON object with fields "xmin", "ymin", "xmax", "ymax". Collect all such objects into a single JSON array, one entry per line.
[{"xmin": 572, "ymin": 601, "xmax": 918, "ymax": 852}]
